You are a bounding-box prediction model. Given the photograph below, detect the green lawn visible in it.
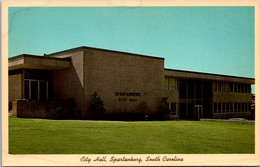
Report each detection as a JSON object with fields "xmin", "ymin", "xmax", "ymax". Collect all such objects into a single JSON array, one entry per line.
[{"xmin": 9, "ymin": 116, "xmax": 254, "ymax": 154}]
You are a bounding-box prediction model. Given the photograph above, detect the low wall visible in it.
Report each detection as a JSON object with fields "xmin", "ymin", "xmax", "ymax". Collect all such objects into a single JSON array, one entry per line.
[{"xmin": 13, "ymin": 100, "xmax": 74, "ymax": 119}]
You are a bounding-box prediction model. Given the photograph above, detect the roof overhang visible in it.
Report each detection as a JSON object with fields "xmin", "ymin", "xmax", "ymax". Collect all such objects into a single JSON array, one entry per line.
[
  {"xmin": 9, "ymin": 55, "xmax": 71, "ymax": 71},
  {"xmin": 164, "ymin": 68, "xmax": 255, "ymax": 84}
]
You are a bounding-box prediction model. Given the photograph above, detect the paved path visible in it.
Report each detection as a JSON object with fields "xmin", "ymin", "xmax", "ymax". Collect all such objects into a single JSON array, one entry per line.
[{"xmin": 200, "ymin": 118, "xmax": 255, "ymax": 125}]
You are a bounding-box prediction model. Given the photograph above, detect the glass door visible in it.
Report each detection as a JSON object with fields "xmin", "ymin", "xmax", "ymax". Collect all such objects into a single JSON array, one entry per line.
[{"xmin": 195, "ymin": 105, "xmax": 203, "ymax": 120}]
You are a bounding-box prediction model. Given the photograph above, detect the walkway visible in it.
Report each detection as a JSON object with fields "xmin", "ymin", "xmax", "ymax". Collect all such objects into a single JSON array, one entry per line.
[{"xmin": 200, "ymin": 118, "xmax": 255, "ymax": 125}]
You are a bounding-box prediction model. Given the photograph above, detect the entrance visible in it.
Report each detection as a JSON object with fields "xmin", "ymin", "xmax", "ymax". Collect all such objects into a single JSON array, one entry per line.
[{"xmin": 195, "ymin": 105, "xmax": 203, "ymax": 120}]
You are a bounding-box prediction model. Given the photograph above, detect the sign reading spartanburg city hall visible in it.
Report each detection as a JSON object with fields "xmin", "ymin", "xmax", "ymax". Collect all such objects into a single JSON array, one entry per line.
[{"xmin": 115, "ymin": 92, "xmax": 140, "ymax": 102}]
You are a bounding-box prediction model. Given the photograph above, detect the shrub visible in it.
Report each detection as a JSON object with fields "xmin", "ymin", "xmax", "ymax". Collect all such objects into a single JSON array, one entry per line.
[
  {"xmin": 88, "ymin": 92, "xmax": 106, "ymax": 119},
  {"xmin": 158, "ymin": 97, "xmax": 169, "ymax": 120}
]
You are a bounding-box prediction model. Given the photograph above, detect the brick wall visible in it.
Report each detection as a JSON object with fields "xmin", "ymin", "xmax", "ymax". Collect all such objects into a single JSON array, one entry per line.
[
  {"xmin": 52, "ymin": 51, "xmax": 84, "ymax": 112},
  {"xmin": 13, "ymin": 100, "xmax": 74, "ymax": 119},
  {"xmin": 213, "ymin": 112, "xmax": 253, "ymax": 119},
  {"xmin": 83, "ymin": 49, "xmax": 165, "ymax": 115},
  {"xmin": 9, "ymin": 74, "xmax": 22, "ymax": 101}
]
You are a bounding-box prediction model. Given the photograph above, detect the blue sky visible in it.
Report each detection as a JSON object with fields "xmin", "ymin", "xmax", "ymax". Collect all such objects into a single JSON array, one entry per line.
[{"xmin": 8, "ymin": 7, "xmax": 255, "ymax": 79}]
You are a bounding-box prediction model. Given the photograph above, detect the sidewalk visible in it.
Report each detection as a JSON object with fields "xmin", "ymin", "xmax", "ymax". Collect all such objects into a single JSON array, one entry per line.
[{"xmin": 200, "ymin": 118, "xmax": 255, "ymax": 125}]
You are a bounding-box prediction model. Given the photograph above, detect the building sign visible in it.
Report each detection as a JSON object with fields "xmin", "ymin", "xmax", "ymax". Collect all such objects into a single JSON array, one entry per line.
[
  {"xmin": 115, "ymin": 92, "xmax": 140, "ymax": 102},
  {"xmin": 115, "ymin": 92, "xmax": 141, "ymax": 96}
]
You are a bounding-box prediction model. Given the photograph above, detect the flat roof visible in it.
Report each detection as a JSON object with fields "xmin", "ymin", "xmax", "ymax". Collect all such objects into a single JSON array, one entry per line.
[
  {"xmin": 45, "ymin": 46, "xmax": 165, "ymax": 60},
  {"xmin": 9, "ymin": 54, "xmax": 70, "ymax": 62},
  {"xmin": 164, "ymin": 68, "xmax": 255, "ymax": 84},
  {"xmin": 9, "ymin": 54, "xmax": 70, "ymax": 71}
]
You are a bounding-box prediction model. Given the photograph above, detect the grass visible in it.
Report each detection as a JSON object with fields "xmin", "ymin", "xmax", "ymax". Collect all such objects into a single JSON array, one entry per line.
[{"xmin": 9, "ymin": 116, "xmax": 254, "ymax": 154}]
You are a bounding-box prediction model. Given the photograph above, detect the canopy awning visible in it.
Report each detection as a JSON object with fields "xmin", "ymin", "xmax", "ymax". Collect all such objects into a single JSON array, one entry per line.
[{"xmin": 9, "ymin": 54, "xmax": 70, "ymax": 71}]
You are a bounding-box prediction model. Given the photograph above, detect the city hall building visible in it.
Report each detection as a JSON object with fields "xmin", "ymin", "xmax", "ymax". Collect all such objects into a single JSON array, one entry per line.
[{"xmin": 9, "ymin": 46, "xmax": 255, "ymax": 120}]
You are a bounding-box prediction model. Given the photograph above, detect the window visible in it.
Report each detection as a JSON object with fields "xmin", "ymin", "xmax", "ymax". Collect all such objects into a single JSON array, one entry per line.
[
  {"xmin": 222, "ymin": 103, "xmax": 225, "ymax": 113},
  {"xmin": 230, "ymin": 102, "xmax": 233, "ymax": 112},
  {"xmin": 195, "ymin": 82, "xmax": 202, "ymax": 99},
  {"xmin": 238, "ymin": 103, "xmax": 241, "ymax": 112},
  {"xmin": 248, "ymin": 103, "xmax": 251, "ymax": 112},
  {"xmin": 230, "ymin": 83, "xmax": 234, "ymax": 92},
  {"xmin": 214, "ymin": 103, "xmax": 218, "ymax": 113},
  {"xmin": 242, "ymin": 84, "xmax": 245, "ymax": 93},
  {"xmin": 226, "ymin": 83, "xmax": 230, "ymax": 93},
  {"xmin": 234, "ymin": 103, "xmax": 238, "ymax": 112},
  {"xmin": 217, "ymin": 82, "xmax": 221, "ymax": 92},
  {"xmin": 221, "ymin": 82, "xmax": 225, "ymax": 92},
  {"xmin": 188, "ymin": 81, "xmax": 194, "ymax": 99},
  {"xmin": 214, "ymin": 82, "xmax": 217, "ymax": 92},
  {"xmin": 234, "ymin": 83, "xmax": 238, "ymax": 93},
  {"xmin": 218, "ymin": 103, "xmax": 221, "ymax": 113},
  {"xmin": 226, "ymin": 103, "xmax": 230, "ymax": 113},
  {"xmin": 165, "ymin": 77, "xmax": 176, "ymax": 90},
  {"xmin": 40, "ymin": 81, "xmax": 47, "ymax": 100},
  {"xmin": 237, "ymin": 84, "xmax": 241, "ymax": 93},
  {"xmin": 164, "ymin": 78, "xmax": 169, "ymax": 90},
  {"xmin": 170, "ymin": 78, "xmax": 176, "ymax": 90},
  {"xmin": 179, "ymin": 80, "xmax": 187, "ymax": 99},
  {"xmin": 240, "ymin": 84, "xmax": 243, "ymax": 93},
  {"xmin": 24, "ymin": 79, "xmax": 48, "ymax": 101},
  {"xmin": 31, "ymin": 81, "xmax": 38, "ymax": 100},
  {"xmin": 24, "ymin": 80, "xmax": 29, "ymax": 99},
  {"xmin": 247, "ymin": 85, "xmax": 251, "ymax": 93},
  {"xmin": 241, "ymin": 103, "xmax": 245, "ymax": 112},
  {"xmin": 169, "ymin": 103, "xmax": 177, "ymax": 115}
]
